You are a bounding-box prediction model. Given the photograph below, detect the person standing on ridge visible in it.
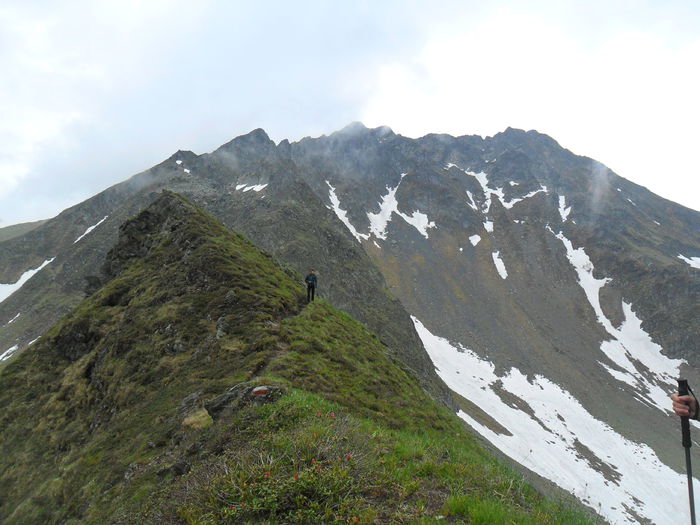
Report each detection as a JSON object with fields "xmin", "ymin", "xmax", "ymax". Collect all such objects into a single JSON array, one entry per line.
[{"xmin": 305, "ymin": 269, "xmax": 317, "ymax": 302}]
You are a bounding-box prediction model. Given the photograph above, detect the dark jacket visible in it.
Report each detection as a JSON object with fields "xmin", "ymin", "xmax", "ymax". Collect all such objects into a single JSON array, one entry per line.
[{"xmin": 305, "ymin": 273, "xmax": 317, "ymax": 287}]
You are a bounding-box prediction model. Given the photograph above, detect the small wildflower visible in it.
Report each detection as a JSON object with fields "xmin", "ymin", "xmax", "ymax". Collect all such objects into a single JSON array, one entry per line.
[
  {"xmin": 346, "ymin": 453, "xmax": 353, "ymax": 460},
  {"xmin": 316, "ymin": 464, "xmax": 321, "ymax": 472},
  {"xmin": 330, "ymin": 412, "xmax": 336, "ymax": 419},
  {"xmin": 265, "ymin": 471, "xmax": 271, "ymax": 478},
  {"xmin": 311, "ymin": 458, "xmax": 316, "ymax": 464},
  {"xmin": 294, "ymin": 473, "xmax": 299, "ymax": 479},
  {"xmin": 316, "ymin": 412, "xmax": 322, "ymax": 417}
]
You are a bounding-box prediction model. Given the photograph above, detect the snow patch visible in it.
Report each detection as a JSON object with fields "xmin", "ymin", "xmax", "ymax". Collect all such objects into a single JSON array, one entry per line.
[
  {"xmin": 469, "ymin": 234, "xmax": 481, "ymax": 247},
  {"xmin": 0, "ymin": 344, "xmax": 18, "ymax": 361},
  {"xmin": 367, "ymin": 174, "xmax": 436, "ymax": 239},
  {"xmin": 552, "ymin": 229, "xmax": 684, "ymax": 412},
  {"xmin": 501, "ymin": 185, "xmax": 548, "ymax": 209},
  {"xmin": 678, "ymin": 254, "xmax": 700, "ymax": 269},
  {"xmin": 412, "ymin": 316, "xmax": 696, "ymax": 525},
  {"xmin": 483, "ymin": 221, "xmax": 494, "ymax": 233},
  {"xmin": 74, "ymin": 216, "xmax": 108, "ymax": 244},
  {"xmin": 175, "ymin": 160, "xmax": 182, "ymax": 165},
  {"xmin": 0, "ymin": 258, "xmax": 55, "ymax": 305},
  {"xmin": 236, "ymin": 183, "xmax": 268, "ymax": 192},
  {"xmin": 492, "ymin": 251, "xmax": 508, "ymax": 279},
  {"xmin": 6, "ymin": 312, "xmax": 21, "ymax": 325},
  {"xmin": 449, "ymin": 163, "xmax": 546, "ymax": 212},
  {"xmin": 465, "ymin": 191, "xmax": 479, "ymax": 211},
  {"xmin": 558, "ymin": 196, "xmax": 572, "ymax": 222},
  {"xmin": 184, "ymin": 168, "xmax": 191, "ymax": 174},
  {"xmin": 326, "ymin": 181, "xmax": 369, "ymax": 243}
]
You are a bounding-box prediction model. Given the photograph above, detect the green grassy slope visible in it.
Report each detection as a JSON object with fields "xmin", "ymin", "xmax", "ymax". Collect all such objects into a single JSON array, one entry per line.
[{"xmin": 0, "ymin": 192, "xmax": 601, "ymax": 524}]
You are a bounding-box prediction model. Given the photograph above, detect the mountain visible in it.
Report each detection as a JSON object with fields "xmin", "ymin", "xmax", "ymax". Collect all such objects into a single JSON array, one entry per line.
[
  {"xmin": 0, "ymin": 192, "xmax": 598, "ymax": 523},
  {"xmin": 1, "ymin": 123, "xmax": 699, "ymax": 524}
]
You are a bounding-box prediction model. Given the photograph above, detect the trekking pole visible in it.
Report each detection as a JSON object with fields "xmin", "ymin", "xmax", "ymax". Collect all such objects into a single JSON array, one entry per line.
[{"xmin": 679, "ymin": 378, "xmax": 697, "ymax": 525}]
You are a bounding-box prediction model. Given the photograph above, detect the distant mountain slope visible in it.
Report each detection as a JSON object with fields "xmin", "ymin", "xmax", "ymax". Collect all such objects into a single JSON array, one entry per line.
[
  {"xmin": 0, "ymin": 192, "xmax": 599, "ymax": 524},
  {"xmin": 0, "ymin": 219, "xmax": 47, "ymax": 243}
]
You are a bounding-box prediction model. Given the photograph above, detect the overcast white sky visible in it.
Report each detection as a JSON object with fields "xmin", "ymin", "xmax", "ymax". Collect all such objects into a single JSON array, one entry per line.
[{"xmin": 1, "ymin": 0, "xmax": 699, "ymax": 226}]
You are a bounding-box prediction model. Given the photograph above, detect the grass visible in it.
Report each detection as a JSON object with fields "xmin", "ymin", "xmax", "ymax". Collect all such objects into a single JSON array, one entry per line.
[{"xmin": 140, "ymin": 390, "xmax": 599, "ymax": 524}]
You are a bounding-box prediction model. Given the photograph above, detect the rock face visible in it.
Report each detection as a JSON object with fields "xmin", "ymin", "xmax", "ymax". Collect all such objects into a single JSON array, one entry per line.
[{"xmin": 1, "ymin": 123, "xmax": 699, "ymax": 524}]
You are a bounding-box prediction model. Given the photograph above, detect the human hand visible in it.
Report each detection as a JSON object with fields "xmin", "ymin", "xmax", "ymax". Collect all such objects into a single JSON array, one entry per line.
[{"xmin": 672, "ymin": 394, "xmax": 697, "ymax": 418}]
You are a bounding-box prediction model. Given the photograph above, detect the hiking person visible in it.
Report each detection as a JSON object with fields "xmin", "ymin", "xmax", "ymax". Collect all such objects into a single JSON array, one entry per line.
[
  {"xmin": 672, "ymin": 393, "xmax": 700, "ymax": 420},
  {"xmin": 305, "ymin": 269, "xmax": 317, "ymax": 302}
]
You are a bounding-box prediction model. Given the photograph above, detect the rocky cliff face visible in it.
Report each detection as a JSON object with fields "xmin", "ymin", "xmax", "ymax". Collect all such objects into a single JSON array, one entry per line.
[{"xmin": 1, "ymin": 123, "xmax": 699, "ymax": 524}]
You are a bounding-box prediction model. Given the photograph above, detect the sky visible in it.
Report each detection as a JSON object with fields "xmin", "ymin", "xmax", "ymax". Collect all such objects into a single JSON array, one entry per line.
[{"xmin": 1, "ymin": 0, "xmax": 699, "ymax": 227}]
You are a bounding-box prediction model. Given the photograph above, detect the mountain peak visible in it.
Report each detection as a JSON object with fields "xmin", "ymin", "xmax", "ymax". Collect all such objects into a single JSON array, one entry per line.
[{"xmin": 216, "ymin": 127, "xmax": 275, "ymax": 152}]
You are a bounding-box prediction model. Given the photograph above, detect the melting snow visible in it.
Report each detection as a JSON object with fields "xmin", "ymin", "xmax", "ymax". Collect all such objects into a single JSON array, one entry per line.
[
  {"xmin": 326, "ymin": 181, "xmax": 369, "ymax": 243},
  {"xmin": 367, "ymin": 174, "xmax": 436, "ymax": 239},
  {"xmin": 492, "ymin": 251, "xmax": 508, "ymax": 279},
  {"xmin": 469, "ymin": 234, "xmax": 481, "ymax": 246},
  {"xmin": 6, "ymin": 312, "xmax": 20, "ymax": 325},
  {"xmin": 678, "ymin": 255, "xmax": 700, "ymax": 269},
  {"xmin": 483, "ymin": 221, "xmax": 494, "ymax": 233},
  {"xmin": 184, "ymin": 168, "xmax": 191, "ymax": 174},
  {"xmin": 74, "ymin": 216, "xmax": 108, "ymax": 244},
  {"xmin": 0, "ymin": 344, "xmax": 18, "ymax": 361},
  {"xmin": 627, "ymin": 198, "xmax": 636, "ymax": 206},
  {"xmin": 412, "ymin": 316, "xmax": 696, "ymax": 525},
  {"xmin": 552, "ymin": 229, "xmax": 684, "ymax": 412},
  {"xmin": 559, "ymin": 196, "xmax": 572, "ymax": 222},
  {"xmin": 0, "ymin": 258, "xmax": 55, "ymax": 305},
  {"xmin": 175, "ymin": 160, "xmax": 183, "ymax": 165}
]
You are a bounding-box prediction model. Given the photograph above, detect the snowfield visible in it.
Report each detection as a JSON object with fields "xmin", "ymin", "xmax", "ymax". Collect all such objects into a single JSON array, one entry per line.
[{"xmin": 412, "ymin": 316, "xmax": 696, "ymax": 525}]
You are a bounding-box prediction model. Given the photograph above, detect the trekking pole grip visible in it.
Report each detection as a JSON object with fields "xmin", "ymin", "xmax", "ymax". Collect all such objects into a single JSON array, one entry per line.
[{"xmin": 680, "ymin": 378, "xmax": 693, "ymax": 449}]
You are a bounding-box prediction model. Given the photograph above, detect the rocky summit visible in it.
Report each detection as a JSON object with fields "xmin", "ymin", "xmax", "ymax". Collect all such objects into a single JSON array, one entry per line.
[{"xmin": 1, "ymin": 123, "xmax": 699, "ymax": 524}]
